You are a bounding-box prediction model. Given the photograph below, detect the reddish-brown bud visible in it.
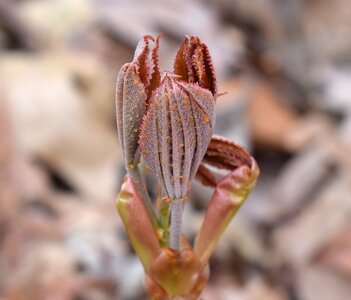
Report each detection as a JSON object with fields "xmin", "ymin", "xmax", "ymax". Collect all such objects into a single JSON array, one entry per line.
[
  {"xmin": 138, "ymin": 35, "xmax": 217, "ymax": 202},
  {"xmin": 174, "ymin": 35, "xmax": 217, "ymax": 98},
  {"xmin": 116, "ymin": 35, "xmax": 160, "ymax": 167},
  {"xmin": 139, "ymin": 73, "xmax": 215, "ymax": 202}
]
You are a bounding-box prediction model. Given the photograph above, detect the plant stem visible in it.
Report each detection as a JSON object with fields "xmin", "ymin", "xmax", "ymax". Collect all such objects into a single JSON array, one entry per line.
[
  {"xmin": 170, "ymin": 199, "xmax": 183, "ymax": 250},
  {"xmin": 127, "ymin": 165, "xmax": 157, "ymax": 222}
]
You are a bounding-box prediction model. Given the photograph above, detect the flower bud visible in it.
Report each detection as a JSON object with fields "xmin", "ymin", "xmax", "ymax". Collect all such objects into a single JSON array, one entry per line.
[
  {"xmin": 139, "ymin": 36, "xmax": 217, "ymax": 202},
  {"xmin": 116, "ymin": 35, "xmax": 160, "ymax": 168},
  {"xmin": 139, "ymin": 73, "xmax": 215, "ymax": 202}
]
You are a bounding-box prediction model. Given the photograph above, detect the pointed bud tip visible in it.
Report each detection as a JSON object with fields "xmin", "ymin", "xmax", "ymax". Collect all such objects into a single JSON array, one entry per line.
[{"xmin": 173, "ymin": 35, "xmax": 217, "ymax": 97}]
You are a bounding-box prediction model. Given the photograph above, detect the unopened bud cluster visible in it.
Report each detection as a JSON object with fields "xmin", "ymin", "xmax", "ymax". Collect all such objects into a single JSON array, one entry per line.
[{"xmin": 115, "ymin": 34, "xmax": 259, "ymax": 300}]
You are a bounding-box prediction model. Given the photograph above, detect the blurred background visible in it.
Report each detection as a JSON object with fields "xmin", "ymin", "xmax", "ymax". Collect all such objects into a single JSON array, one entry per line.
[{"xmin": 1, "ymin": 0, "xmax": 351, "ymax": 299}]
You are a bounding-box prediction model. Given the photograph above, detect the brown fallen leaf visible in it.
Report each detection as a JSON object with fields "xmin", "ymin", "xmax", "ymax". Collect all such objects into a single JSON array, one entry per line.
[{"xmin": 248, "ymin": 81, "xmax": 299, "ymax": 150}]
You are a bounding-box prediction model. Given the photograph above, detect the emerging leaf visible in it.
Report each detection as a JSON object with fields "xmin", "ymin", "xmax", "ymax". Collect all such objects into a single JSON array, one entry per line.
[
  {"xmin": 194, "ymin": 136, "xmax": 259, "ymax": 265},
  {"xmin": 116, "ymin": 175, "xmax": 161, "ymax": 270}
]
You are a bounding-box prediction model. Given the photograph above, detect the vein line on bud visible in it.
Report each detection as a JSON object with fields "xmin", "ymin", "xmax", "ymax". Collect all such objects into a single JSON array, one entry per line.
[
  {"xmin": 169, "ymin": 82, "xmax": 183, "ymax": 201},
  {"xmin": 158, "ymin": 83, "xmax": 174, "ymax": 200}
]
